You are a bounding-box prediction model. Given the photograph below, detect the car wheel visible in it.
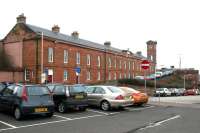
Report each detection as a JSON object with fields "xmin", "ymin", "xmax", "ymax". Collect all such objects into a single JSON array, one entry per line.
[
  {"xmin": 14, "ymin": 107, "xmax": 23, "ymax": 120},
  {"xmin": 58, "ymin": 102, "xmax": 66, "ymax": 113},
  {"xmin": 100, "ymin": 101, "xmax": 110, "ymax": 111}
]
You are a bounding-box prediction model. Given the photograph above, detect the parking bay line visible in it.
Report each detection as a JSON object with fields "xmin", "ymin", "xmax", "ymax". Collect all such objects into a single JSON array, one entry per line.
[
  {"xmin": 138, "ymin": 115, "xmax": 181, "ymax": 131},
  {"xmin": 0, "ymin": 114, "xmax": 104, "ymax": 132},
  {"xmin": 53, "ymin": 115, "xmax": 72, "ymax": 120},
  {"xmin": 87, "ymin": 109, "xmax": 110, "ymax": 115},
  {"xmin": 126, "ymin": 106, "xmax": 155, "ymax": 111},
  {"xmin": 87, "ymin": 109, "xmax": 120, "ymax": 116},
  {"xmin": 0, "ymin": 120, "xmax": 17, "ymax": 128}
]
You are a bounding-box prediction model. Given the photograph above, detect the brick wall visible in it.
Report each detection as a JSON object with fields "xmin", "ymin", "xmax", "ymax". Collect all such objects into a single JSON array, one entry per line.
[{"xmin": 0, "ymin": 71, "xmax": 23, "ymax": 82}]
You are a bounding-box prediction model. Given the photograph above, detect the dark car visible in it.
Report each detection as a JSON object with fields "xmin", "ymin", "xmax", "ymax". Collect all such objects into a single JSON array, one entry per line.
[
  {"xmin": 46, "ymin": 84, "xmax": 88, "ymax": 113},
  {"xmin": 0, "ymin": 84, "xmax": 54, "ymax": 120}
]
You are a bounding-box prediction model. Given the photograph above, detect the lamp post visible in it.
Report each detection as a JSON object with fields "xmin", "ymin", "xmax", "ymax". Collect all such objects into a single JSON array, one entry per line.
[{"xmin": 40, "ymin": 32, "xmax": 45, "ymax": 84}]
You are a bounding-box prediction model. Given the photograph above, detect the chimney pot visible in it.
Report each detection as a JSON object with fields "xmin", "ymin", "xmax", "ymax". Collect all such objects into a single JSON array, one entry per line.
[
  {"xmin": 71, "ymin": 31, "xmax": 79, "ymax": 39},
  {"xmin": 104, "ymin": 41, "xmax": 111, "ymax": 47},
  {"xmin": 52, "ymin": 25, "xmax": 60, "ymax": 33},
  {"xmin": 17, "ymin": 13, "xmax": 26, "ymax": 24}
]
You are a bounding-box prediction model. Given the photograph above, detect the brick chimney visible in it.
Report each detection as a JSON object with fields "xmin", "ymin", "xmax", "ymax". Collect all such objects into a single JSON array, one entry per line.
[
  {"xmin": 52, "ymin": 25, "xmax": 60, "ymax": 33},
  {"xmin": 104, "ymin": 41, "xmax": 111, "ymax": 47},
  {"xmin": 71, "ymin": 31, "xmax": 79, "ymax": 39},
  {"xmin": 17, "ymin": 13, "xmax": 26, "ymax": 24}
]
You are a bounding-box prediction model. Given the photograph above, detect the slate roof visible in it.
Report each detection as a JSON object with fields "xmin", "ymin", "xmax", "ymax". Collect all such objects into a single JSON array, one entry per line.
[{"xmin": 25, "ymin": 24, "xmax": 147, "ymax": 59}]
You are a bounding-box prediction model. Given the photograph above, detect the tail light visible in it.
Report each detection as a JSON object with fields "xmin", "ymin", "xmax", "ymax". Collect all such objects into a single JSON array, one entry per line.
[
  {"xmin": 115, "ymin": 95, "xmax": 124, "ymax": 100},
  {"xmin": 21, "ymin": 86, "xmax": 28, "ymax": 102},
  {"xmin": 133, "ymin": 93, "xmax": 140, "ymax": 96}
]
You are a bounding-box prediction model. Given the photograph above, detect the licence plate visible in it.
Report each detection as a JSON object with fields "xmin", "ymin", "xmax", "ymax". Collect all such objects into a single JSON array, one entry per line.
[
  {"xmin": 35, "ymin": 108, "xmax": 48, "ymax": 112},
  {"xmin": 75, "ymin": 95, "xmax": 84, "ymax": 99}
]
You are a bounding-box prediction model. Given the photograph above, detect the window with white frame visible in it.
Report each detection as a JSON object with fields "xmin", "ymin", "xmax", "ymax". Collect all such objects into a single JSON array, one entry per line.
[
  {"xmin": 108, "ymin": 71, "xmax": 111, "ymax": 80},
  {"xmin": 132, "ymin": 61, "xmax": 135, "ymax": 70},
  {"xmin": 114, "ymin": 59, "xmax": 117, "ymax": 68},
  {"xmin": 48, "ymin": 47, "xmax": 53, "ymax": 62},
  {"xmin": 87, "ymin": 54, "xmax": 91, "ymax": 65},
  {"xmin": 76, "ymin": 52, "xmax": 80, "ymax": 64},
  {"xmin": 97, "ymin": 56, "xmax": 101, "ymax": 67},
  {"xmin": 63, "ymin": 70, "xmax": 68, "ymax": 81},
  {"xmin": 114, "ymin": 73, "xmax": 117, "ymax": 80},
  {"xmin": 108, "ymin": 57, "xmax": 111, "ymax": 68},
  {"xmin": 128, "ymin": 61, "xmax": 131, "ymax": 70},
  {"xmin": 97, "ymin": 71, "xmax": 100, "ymax": 80},
  {"xmin": 132, "ymin": 73, "xmax": 135, "ymax": 78},
  {"xmin": 128, "ymin": 72, "xmax": 131, "ymax": 79},
  {"xmin": 119, "ymin": 73, "xmax": 122, "ymax": 79},
  {"xmin": 124, "ymin": 61, "xmax": 127, "ymax": 69},
  {"xmin": 86, "ymin": 71, "xmax": 91, "ymax": 80},
  {"xmin": 64, "ymin": 50, "xmax": 68, "ymax": 63},
  {"xmin": 119, "ymin": 60, "xmax": 122, "ymax": 69},
  {"xmin": 124, "ymin": 73, "xmax": 126, "ymax": 79}
]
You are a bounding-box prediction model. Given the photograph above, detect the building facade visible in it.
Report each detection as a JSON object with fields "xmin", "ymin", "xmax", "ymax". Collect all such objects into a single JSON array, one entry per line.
[{"xmin": 0, "ymin": 14, "xmax": 157, "ymax": 84}]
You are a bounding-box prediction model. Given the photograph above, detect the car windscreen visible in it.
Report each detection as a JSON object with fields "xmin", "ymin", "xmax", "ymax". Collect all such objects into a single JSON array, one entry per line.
[
  {"xmin": 27, "ymin": 86, "xmax": 50, "ymax": 96},
  {"xmin": 69, "ymin": 86, "xmax": 85, "ymax": 93},
  {"xmin": 157, "ymin": 88, "xmax": 164, "ymax": 91},
  {"xmin": 0, "ymin": 84, "xmax": 5, "ymax": 92},
  {"xmin": 107, "ymin": 86, "xmax": 123, "ymax": 93}
]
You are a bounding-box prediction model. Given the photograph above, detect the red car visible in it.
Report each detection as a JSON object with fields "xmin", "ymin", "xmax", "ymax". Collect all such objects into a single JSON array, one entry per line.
[{"xmin": 184, "ymin": 89, "xmax": 198, "ymax": 96}]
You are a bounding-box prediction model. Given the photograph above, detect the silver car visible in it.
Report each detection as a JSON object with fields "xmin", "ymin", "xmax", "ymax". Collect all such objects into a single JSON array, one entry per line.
[{"xmin": 85, "ymin": 86, "xmax": 134, "ymax": 111}]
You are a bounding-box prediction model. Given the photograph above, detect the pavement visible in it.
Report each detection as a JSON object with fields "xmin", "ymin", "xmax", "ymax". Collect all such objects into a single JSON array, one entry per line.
[{"xmin": 0, "ymin": 96, "xmax": 200, "ymax": 133}]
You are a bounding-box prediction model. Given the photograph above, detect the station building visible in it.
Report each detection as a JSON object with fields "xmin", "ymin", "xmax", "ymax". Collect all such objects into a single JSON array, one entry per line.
[{"xmin": 0, "ymin": 14, "xmax": 157, "ymax": 84}]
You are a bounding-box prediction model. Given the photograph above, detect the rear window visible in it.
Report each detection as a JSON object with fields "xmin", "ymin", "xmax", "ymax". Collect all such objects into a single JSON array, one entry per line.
[
  {"xmin": 69, "ymin": 86, "xmax": 85, "ymax": 93},
  {"xmin": 107, "ymin": 86, "xmax": 123, "ymax": 93},
  {"xmin": 27, "ymin": 86, "xmax": 50, "ymax": 96}
]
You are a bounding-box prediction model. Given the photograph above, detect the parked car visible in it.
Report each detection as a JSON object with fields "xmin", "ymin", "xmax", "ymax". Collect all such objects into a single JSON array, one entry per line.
[
  {"xmin": 85, "ymin": 86, "xmax": 133, "ymax": 111},
  {"xmin": 46, "ymin": 84, "xmax": 88, "ymax": 113},
  {"xmin": 168, "ymin": 88, "xmax": 181, "ymax": 96},
  {"xmin": 184, "ymin": 89, "xmax": 198, "ymax": 96},
  {"xmin": 154, "ymin": 88, "xmax": 171, "ymax": 97},
  {"xmin": 0, "ymin": 84, "xmax": 54, "ymax": 120},
  {"xmin": 119, "ymin": 87, "xmax": 148, "ymax": 106},
  {"xmin": 0, "ymin": 83, "xmax": 6, "ymax": 92},
  {"xmin": 177, "ymin": 88, "xmax": 185, "ymax": 96}
]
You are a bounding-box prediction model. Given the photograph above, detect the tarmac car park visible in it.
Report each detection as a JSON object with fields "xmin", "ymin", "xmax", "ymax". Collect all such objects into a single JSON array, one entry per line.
[{"xmin": 1, "ymin": 84, "xmax": 200, "ymax": 133}]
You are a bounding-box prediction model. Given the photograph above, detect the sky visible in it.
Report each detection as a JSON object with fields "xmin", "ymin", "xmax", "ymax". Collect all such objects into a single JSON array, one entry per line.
[{"xmin": 0, "ymin": 0, "xmax": 200, "ymax": 70}]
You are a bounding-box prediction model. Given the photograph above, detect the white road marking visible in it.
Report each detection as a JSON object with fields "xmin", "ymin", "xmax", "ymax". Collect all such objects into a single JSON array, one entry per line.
[
  {"xmin": 0, "ymin": 114, "xmax": 104, "ymax": 132},
  {"xmin": 139, "ymin": 115, "xmax": 181, "ymax": 131},
  {"xmin": 87, "ymin": 109, "xmax": 109, "ymax": 115},
  {"xmin": 53, "ymin": 115, "xmax": 72, "ymax": 120},
  {"xmin": 0, "ymin": 120, "xmax": 17, "ymax": 128},
  {"xmin": 71, "ymin": 114, "xmax": 103, "ymax": 120},
  {"xmin": 126, "ymin": 106, "xmax": 155, "ymax": 111}
]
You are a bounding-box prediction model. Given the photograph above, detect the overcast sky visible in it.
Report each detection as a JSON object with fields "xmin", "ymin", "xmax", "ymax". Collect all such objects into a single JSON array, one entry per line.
[{"xmin": 0, "ymin": 0, "xmax": 200, "ymax": 70}]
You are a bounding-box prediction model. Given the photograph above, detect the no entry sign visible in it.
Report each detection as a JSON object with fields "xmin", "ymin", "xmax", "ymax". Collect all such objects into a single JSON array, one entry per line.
[{"xmin": 141, "ymin": 60, "xmax": 150, "ymax": 70}]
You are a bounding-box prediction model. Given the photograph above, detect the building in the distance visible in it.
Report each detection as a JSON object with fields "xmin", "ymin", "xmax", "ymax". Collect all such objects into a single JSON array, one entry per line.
[{"xmin": 0, "ymin": 14, "xmax": 157, "ymax": 84}]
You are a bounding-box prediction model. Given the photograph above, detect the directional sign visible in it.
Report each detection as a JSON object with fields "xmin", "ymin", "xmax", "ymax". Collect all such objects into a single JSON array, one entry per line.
[
  {"xmin": 75, "ymin": 67, "xmax": 81, "ymax": 75},
  {"xmin": 141, "ymin": 60, "xmax": 150, "ymax": 70}
]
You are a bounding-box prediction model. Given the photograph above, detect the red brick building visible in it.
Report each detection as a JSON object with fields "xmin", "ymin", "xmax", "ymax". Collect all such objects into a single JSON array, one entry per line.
[{"xmin": 0, "ymin": 14, "xmax": 157, "ymax": 84}]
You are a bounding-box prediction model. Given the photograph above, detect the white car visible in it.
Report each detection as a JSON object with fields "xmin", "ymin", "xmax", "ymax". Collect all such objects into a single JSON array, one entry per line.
[{"xmin": 155, "ymin": 88, "xmax": 171, "ymax": 97}]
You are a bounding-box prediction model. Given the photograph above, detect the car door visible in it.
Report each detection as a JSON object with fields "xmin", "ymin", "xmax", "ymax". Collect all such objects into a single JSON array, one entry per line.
[
  {"xmin": 0, "ymin": 85, "xmax": 15, "ymax": 111},
  {"xmin": 52, "ymin": 85, "xmax": 66, "ymax": 106},
  {"xmin": 92, "ymin": 87, "xmax": 106, "ymax": 106},
  {"xmin": 85, "ymin": 87, "xmax": 96, "ymax": 105}
]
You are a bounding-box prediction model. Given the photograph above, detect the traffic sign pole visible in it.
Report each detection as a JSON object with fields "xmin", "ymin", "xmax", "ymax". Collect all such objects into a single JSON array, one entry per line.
[{"xmin": 141, "ymin": 60, "xmax": 150, "ymax": 94}]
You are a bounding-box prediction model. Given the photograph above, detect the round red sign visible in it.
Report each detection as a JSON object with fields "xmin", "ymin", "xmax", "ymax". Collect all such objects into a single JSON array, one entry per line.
[{"xmin": 141, "ymin": 60, "xmax": 150, "ymax": 70}]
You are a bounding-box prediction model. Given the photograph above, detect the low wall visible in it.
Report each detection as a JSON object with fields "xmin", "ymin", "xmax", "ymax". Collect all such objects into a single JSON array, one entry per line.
[{"xmin": 0, "ymin": 71, "xmax": 23, "ymax": 82}]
